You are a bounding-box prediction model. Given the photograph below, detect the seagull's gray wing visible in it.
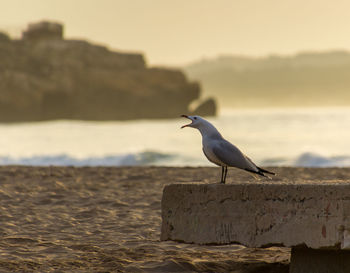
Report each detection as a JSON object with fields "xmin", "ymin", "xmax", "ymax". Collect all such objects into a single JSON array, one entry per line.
[{"xmin": 212, "ymin": 139, "xmax": 258, "ymax": 171}]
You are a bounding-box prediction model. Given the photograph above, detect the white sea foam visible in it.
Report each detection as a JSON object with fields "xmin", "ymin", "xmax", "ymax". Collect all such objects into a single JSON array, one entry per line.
[
  {"xmin": 0, "ymin": 152, "xmax": 176, "ymax": 166},
  {"xmin": 1, "ymin": 107, "xmax": 350, "ymax": 167},
  {"xmin": 0, "ymin": 151, "xmax": 350, "ymax": 167}
]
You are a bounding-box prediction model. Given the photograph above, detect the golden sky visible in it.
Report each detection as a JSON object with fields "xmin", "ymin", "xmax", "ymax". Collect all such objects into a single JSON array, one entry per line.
[{"xmin": 1, "ymin": 0, "xmax": 349, "ymax": 65}]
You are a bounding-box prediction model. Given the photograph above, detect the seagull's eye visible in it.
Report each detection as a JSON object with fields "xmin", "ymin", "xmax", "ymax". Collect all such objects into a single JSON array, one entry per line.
[{"xmin": 194, "ymin": 117, "xmax": 197, "ymax": 120}]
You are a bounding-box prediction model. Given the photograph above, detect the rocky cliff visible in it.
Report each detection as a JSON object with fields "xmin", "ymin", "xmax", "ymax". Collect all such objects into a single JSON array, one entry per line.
[
  {"xmin": 0, "ymin": 21, "xmax": 216, "ymax": 122},
  {"xmin": 185, "ymin": 52, "xmax": 350, "ymax": 107}
]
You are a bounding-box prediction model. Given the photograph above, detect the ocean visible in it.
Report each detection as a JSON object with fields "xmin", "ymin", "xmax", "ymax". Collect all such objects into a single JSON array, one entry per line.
[{"xmin": 1, "ymin": 107, "xmax": 350, "ymax": 167}]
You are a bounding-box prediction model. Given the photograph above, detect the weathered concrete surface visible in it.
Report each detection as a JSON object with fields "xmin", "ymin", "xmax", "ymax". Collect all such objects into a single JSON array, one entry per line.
[{"xmin": 161, "ymin": 182, "xmax": 350, "ymax": 249}]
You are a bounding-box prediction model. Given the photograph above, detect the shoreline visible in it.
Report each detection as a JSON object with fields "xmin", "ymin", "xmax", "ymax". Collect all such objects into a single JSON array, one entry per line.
[{"xmin": 0, "ymin": 166, "xmax": 348, "ymax": 272}]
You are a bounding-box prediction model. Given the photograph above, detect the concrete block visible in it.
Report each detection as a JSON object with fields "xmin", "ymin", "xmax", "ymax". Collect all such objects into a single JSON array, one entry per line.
[{"xmin": 161, "ymin": 182, "xmax": 350, "ymax": 248}]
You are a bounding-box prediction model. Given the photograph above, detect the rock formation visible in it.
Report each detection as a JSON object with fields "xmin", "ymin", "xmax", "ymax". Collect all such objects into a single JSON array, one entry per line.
[{"xmin": 0, "ymin": 21, "xmax": 216, "ymax": 122}]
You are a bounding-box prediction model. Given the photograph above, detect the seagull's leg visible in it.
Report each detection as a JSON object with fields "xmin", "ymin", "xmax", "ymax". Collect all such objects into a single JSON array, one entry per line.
[
  {"xmin": 220, "ymin": 166, "xmax": 224, "ymax": 183},
  {"xmin": 223, "ymin": 166, "xmax": 228, "ymax": 184}
]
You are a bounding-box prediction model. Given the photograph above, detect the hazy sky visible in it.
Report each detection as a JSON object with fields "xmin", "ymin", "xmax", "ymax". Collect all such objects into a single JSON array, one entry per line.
[{"xmin": 1, "ymin": 0, "xmax": 350, "ymax": 65}]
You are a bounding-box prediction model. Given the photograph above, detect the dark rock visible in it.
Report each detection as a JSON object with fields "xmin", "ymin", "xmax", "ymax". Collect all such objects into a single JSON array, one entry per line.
[
  {"xmin": 0, "ymin": 32, "xmax": 10, "ymax": 42},
  {"xmin": 0, "ymin": 21, "xmax": 217, "ymax": 122},
  {"xmin": 22, "ymin": 21, "xmax": 63, "ymax": 41},
  {"xmin": 191, "ymin": 98, "xmax": 217, "ymax": 117}
]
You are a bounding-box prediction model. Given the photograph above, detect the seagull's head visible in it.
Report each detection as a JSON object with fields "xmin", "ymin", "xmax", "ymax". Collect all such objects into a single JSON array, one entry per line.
[
  {"xmin": 181, "ymin": 114, "xmax": 221, "ymax": 137},
  {"xmin": 181, "ymin": 115, "xmax": 205, "ymax": 129}
]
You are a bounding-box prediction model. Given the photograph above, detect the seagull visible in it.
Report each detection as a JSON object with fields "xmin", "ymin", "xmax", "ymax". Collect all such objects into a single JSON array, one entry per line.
[{"xmin": 181, "ymin": 115, "xmax": 275, "ymax": 183}]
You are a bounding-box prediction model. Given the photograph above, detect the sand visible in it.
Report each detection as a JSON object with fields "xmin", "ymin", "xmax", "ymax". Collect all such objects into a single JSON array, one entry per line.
[{"xmin": 0, "ymin": 166, "xmax": 348, "ymax": 272}]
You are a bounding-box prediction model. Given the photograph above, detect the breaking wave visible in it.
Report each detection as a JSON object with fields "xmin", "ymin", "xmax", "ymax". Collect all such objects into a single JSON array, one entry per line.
[
  {"xmin": 1, "ymin": 151, "xmax": 350, "ymax": 167},
  {"xmin": 293, "ymin": 152, "xmax": 350, "ymax": 167},
  {"xmin": 261, "ymin": 152, "xmax": 350, "ymax": 167},
  {"xmin": 0, "ymin": 151, "xmax": 196, "ymax": 166}
]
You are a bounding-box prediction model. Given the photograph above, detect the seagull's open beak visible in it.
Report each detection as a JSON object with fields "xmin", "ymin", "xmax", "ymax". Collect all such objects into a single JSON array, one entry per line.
[{"xmin": 181, "ymin": 114, "xmax": 192, "ymax": 129}]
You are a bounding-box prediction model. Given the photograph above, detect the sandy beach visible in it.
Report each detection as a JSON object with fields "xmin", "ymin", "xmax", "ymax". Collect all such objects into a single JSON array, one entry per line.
[{"xmin": 0, "ymin": 166, "xmax": 348, "ymax": 272}]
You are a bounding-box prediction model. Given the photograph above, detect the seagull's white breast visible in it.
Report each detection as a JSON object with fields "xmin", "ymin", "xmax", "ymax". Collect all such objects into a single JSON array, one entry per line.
[{"xmin": 202, "ymin": 138, "xmax": 225, "ymax": 166}]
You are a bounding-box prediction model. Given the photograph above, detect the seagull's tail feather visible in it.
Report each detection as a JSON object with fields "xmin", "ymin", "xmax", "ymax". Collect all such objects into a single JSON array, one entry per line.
[
  {"xmin": 257, "ymin": 167, "xmax": 276, "ymax": 176},
  {"xmin": 244, "ymin": 168, "xmax": 274, "ymax": 180},
  {"xmin": 244, "ymin": 168, "xmax": 270, "ymax": 179},
  {"xmin": 244, "ymin": 156, "xmax": 276, "ymax": 176}
]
